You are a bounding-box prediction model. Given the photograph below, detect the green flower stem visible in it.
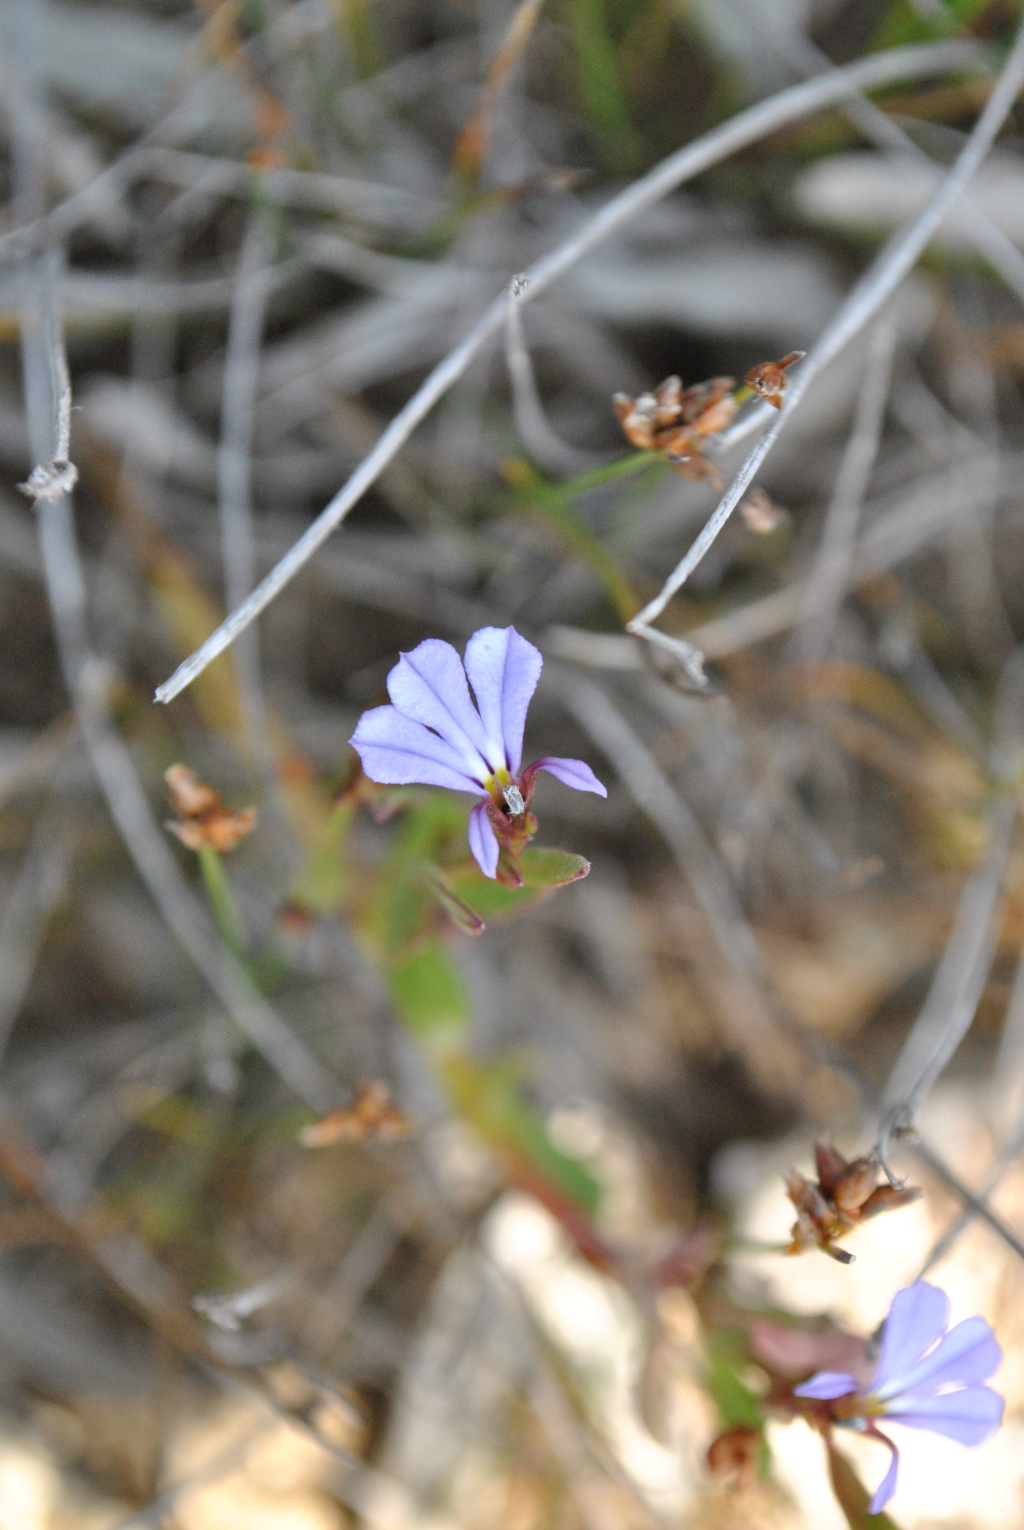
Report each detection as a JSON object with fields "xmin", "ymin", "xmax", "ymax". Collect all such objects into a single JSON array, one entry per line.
[
  {"xmin": 553, "ymin": 448, "xmax": 662, "ymax": 499},
  {"xmin": 197, "ymin": 844, "xmax": 247, "ymax": 956}
]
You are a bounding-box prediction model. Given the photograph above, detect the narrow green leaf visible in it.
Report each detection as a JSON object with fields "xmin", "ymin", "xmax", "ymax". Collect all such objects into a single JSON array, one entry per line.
[
  {"xmin": 704, "ymin": 1328, "xmax": 765, "ymax": 1431},
  {"xmin": 426, "ymin": 870, "xmax": 487, "ymax": 936},
  {"xmin": 290, "ymin": 798, "xmax": 353, "ymax": 913},
  {"xmin": 444, "ymin": 1055, "xmax": 601, "ymax": 1214},
  {"xmin": 387, "ymin": 940, "xmax": 471, "ymax": 1048},
  {"xmin": 566, "ymin": 0, "xmax": 643, "ymax": 173}
]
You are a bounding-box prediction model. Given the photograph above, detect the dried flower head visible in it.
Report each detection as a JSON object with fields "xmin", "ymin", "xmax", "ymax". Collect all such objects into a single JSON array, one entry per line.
[
  {"xmin": 613, "ymin": 372, "xmax": 738, "ymax": 486},
  {"xmin": 299, "ymin": 1081, "xmax": 411, "ymax": 1146},
  {"xmin": 744, "ymin": 351, "xmax": 804, "ymax": 410},
  {"xmin": 164, "ymin": 764, "xmax": 257, "ymax": 853},
  {"xmin": 785, "ymin": 1139, "xmax": 920, "ymax": 1263}
]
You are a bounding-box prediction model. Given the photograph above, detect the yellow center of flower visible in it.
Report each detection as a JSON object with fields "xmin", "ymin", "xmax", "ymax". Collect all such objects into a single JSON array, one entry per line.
[{"xmin": 483, "ymin": 766, "xmax": 512, "ymax": 803}]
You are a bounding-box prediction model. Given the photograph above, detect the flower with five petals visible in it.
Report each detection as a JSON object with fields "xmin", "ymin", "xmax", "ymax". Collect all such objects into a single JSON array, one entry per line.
[
  {"xmin": 794, "ymin": 1280, "xmax": 1003, "ymax": 1514},
  {"xmin": 349, "ymin": 627, "xmax": 606, "ymax": 881}
]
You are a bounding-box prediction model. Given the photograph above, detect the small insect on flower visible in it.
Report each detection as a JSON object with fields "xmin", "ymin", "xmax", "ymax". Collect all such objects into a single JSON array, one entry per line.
[
  {"xmin": 744, "ymin": 351, "xmax": 804, "ymax": 410},
  {"xmin": 785, "ymin": 1139, "xmax": 920, "ymax": 1263},
  {"xmin": 795, "ymin": 1280, "xmax": 1003, "ymax": 1514},
  {"xmin": 613, "ymin": 373, "xmax": 738, "ymax": 487},
  {"xmin": 349, "ymin": 626, "xmax": 606, "ymax": 883},
  {"xmin": 299, "ymin": 1080, "xmax": 411, "ymax": 1147},
  {"xmin": 164, "ymin": 764, "xmax": 257, "ymax": 852}
]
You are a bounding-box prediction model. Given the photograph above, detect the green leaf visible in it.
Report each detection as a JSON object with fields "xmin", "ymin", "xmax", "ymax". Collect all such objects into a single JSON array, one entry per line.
[
  {"xmin": 566, "ymin": 0, "xmax": 643, "ymax": 173},
  {"xmin": 704, "ymin": 1328, "xmax": 765, "ymax": 1431},
  {"xmin": 520, "ymin": 846, "xmax": 591, "ymax": 887},
  {"xmin": 445, "ymin": 1055, "xmax": 601, "ymax": 1214},
  {"xmin": 425, "ymin": 870, "xmax": 487, "ymax": 936},
  {"xmin": 290, "ymin": 798, "xmax": 354, "ymax": 914},
  {"xmin": 826, "ymin": 1442, "xmax": 900, "ymax": 1530},
  {"xmin": 442, "ymin": 845, "xmax": 591, "ymax": 925},
  {"xmin": 387, "ymin": 940, "xmax": 471, "ymax": 1049},
  {"xmin": 366, "ymin": 793, "xmax": 469, "ymax": 958}
]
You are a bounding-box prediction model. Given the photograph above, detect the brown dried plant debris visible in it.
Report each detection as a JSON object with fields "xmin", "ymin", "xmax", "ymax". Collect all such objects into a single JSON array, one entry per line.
[
  {"xmin": 739, "ymin": 487, "xmax": 784, "ymax": 535},
  {"xmin": 299, "ymin": 1081, "xmax": 412, "ymax": 1147},
  {"xmin": 613, "ymin": 372, "xmax": 738, "ymax": 485},
  {"xmin": 785, "ymin": 1139, "xmax": 920, "ymax": 1263},
  {"xmin": 706, "ymin": 1425, "xmax": 764, "ymax": 1490},
  {"xmin": 164, "ymin": 764, "xmax": 257, "ymax": 853},
  {"xmin": 744, "ymin": 351, "xmax": 804, "ymax": 410}
]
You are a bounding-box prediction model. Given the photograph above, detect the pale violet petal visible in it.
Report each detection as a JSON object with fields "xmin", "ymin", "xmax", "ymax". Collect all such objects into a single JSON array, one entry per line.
[
  {"xmin": 387, "ymin": 640, "xmax": 491, "ymax": 777},
  {"xmin": 885, "ymin": 1317, "xmax": 1001, "ymax": 1401},
  {"xmin": 793, "ymin": 1372, "xmax": 858, "ymax": 1401},
  {"xmin": 533, "ymin": 757, "xmax": 608, "ymax": 796},
  {"xmin": 351, "ymin": 706, "xmax": 484, "ymax": 793},
  {"xmin": 464, "ymin": 626, "xmax": 542, "ymax": 775},
  {"xmin": 867, "ymin": 1437, "xmax": 900, "ymax": 1515},
  {"xmin": 468, "ymin": 801, "xmax": 499, "ymax": 878},
  {"xmin": 884, "ymin": 1385, "xmax": 1004, "ymax": 1446},
  {"xmin": 874, "ymin": 1282, "xmax": 950, "ymax": 1397}
]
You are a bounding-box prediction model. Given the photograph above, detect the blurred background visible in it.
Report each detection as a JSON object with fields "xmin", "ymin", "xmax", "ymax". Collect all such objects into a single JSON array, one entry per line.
[{"xmin": 1, "ymin": 0, "xmax": 1024, "ymax": 1525}]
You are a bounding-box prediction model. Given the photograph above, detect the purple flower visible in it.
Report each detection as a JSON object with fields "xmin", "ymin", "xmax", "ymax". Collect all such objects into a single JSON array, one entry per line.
[
  {"xmin": 350, "ymin": 627, "xmax": 606, "ymax": 879},
  {"xmin": 795, "ymin": 1280, "xmax": 1003, "ymax": 1513}
]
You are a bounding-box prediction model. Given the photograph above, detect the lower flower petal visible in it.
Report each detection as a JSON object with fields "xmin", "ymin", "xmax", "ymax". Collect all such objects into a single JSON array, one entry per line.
[
  {"xmin": 468, "ymin": 801, "xmax": 500, "ymax": 878},
  {"xmin": 867, "ymin": 1433, "xmax": 900, "ymax": 1515},
  {"xmin": 531, "ymin": 757, "xmax": 607, "ymax": 796},
  {"xmin": 884, "ymin": 1384, "xmax": 1004, "ymax": 1445},
  {"xmin": 794, "ymin": 1371, "xmax": 858, "ymax": 1401},
  {"xmin": 351, "ymin": 706, "xmax": 484, "ymax": 793}
]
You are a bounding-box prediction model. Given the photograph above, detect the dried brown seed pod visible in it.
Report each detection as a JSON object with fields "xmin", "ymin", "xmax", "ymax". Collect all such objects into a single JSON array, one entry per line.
[
  {"xmin": 784, "ymin": 1138, "xmax": 920, "ymax": 1261},
  {"xmin": 299, "ymin": 1080, "xmax": 411, "ymax": 1147},
  {"xmin": 164, "ymin": 764, "xmax": 257, "ymax": 853},
  {"xmin": 745, "ymin": 350, "xmax": 804, "ymax": 409},
  {"xmin": 612, "ymin": 371, "xmax": 738, "ymax": 480}
]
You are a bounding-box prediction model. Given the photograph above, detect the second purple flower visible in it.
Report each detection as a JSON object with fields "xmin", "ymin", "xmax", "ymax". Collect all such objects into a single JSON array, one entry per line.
[
  {"xmin": 795, "ymin": 1280, "xmax": 1003, "ymax": 1513},
  {"xmin": 350, "ymin": 626, "xmax": 606, "ymax": 880}
]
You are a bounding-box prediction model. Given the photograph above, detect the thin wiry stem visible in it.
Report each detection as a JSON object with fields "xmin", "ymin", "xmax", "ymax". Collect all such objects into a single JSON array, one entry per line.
[
  {"xmin": 771, "ymin": 9, "xmax": 1024, "ymax": 308},
  {"xmin": 795, "ymin": 313, "xmax": 898, "ymax": 661},
  {"xmin": 627, "ymin": 17, "xmax": 1024, "ymax": 667},
  {"xmin": 548, "ymin": 665, "xmax": 810, "ymax": 1100},
  {"xmin": 990, "ymin": 941, "xmax": 1024, "ymax": 1141},
  {"xmin": 915, "ymin": 1110, "xmax": 1024, "ymax": 1280},
  {"xmin": 878, "ymin": 650, "xmax": 1024, "ymax": 1177},
  {"xmin": 504, "ymin": 274, "xmax": 595, "ymax": 475},
  {"xmin": 152, "ymin": 39, "xmax": 985, "ymax": 705},
  {"xmin": 217, "ymin": 205, "xmax": 295, "ymax": 856},
  {"xmin": 546, "ymin": 443, "xmax": 1012, "ymax": 668},
  {"xmin": 909, "ymin": 1137, "xmax": 1024, "ymax": 1265},
  {"xmin": 18, "ymin": 264, "xmax": 339, "ymax": 1110},
  {"xmin": 0, "ymin": 788, "xmax": 78, "ymax": 1070}
]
